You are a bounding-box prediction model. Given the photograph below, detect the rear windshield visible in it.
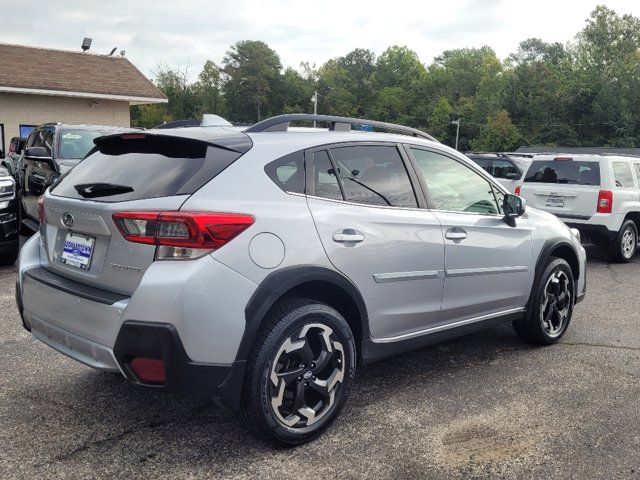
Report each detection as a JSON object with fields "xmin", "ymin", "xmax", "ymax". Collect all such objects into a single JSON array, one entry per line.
[
  {"xmin": 51, "ymin": 135, "xmax": 242, "ymax": 202},
  {"xmin": 58, "ymin": 129, "xmax": 110, "ymax": 160},
  {"xmin": 524, "ymin": 160, "xmax": 600, "ymax": 185}
]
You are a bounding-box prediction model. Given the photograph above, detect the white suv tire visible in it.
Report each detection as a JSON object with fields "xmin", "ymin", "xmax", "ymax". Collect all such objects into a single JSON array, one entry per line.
[{"xmin": 611, "ymin": 220, "xmax": 638, "ymax": 263}]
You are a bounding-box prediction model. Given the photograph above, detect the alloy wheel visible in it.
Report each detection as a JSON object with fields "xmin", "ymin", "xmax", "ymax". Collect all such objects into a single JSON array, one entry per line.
[
  {"xmin": 269, "ymin": 323, "xmax": 345, "ymax": 428},
  {"xmin": 621, "ymin": 227, "xmax": 636, "ymax": 259},
  {"xmin": 540, "ymin": 269, "xmax": 572, "ymax": 337}
]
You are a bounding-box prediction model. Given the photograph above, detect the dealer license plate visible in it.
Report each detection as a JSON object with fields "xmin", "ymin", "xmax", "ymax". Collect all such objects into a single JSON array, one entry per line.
[{"xmin": 60, "ymin": 232, "xmax": 95, "ymax": 270}]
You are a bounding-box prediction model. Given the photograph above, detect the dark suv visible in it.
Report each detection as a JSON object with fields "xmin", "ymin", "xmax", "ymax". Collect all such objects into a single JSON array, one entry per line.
[
  {"xmin": 19, "ymin": 123, "xmax": 136, "ymax": 233},
  {"xmin": 0, "ymin": 165, "xmax": 18, "ymax": 265}
]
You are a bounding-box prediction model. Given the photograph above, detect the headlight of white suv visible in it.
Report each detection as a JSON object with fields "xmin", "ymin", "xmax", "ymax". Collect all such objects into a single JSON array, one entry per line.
[
  {"xmin": 569, "ymin": 228, "xmax": 581, "ymax": 243},
  {"xmin": 0, "ymin": 177, "xmax": 15, "ymax": 208}
]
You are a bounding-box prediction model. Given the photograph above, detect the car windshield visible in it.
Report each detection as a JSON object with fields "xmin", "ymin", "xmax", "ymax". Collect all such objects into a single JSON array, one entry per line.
[
  {"xmin": 57, "ymin": 129, "xmax": 107, "ymax": 160},
  {"xmin": 524, "ymin": 160, "xmax": 601, "ymax": 185}
]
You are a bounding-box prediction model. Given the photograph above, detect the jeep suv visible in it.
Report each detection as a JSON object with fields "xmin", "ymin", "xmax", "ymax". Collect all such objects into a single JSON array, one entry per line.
[
  {"xmin": 16, "ymin": 114, "xmax": 586, "ymax": 445},
  {"xmin": 19, "ymin": 123, "xmax": 136, "ymax": 233},
  {"xmin": 518, "ymin": 154, "xmax": 640, "ymax": 262}
]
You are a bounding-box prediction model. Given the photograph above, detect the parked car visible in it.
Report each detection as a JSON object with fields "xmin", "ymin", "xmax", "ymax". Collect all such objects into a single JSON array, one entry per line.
[
  {"xmin": 465, "ymin": 152, "xmax": 524, "ymax": 192},
  {"xmin": 19, "ymin": 123, "xmax": 137, "ymax": 233},
  {"xmin": 16, "ymin": 114, "xmax": 586, "ymax": 445},
  {"xmin": 518, "ymin": 154, "xmax": 640, "ymax": 262},
  {"xmin": 0, "ymin": 166, "xmax": 18, "ymax": 265},
  {"xmin": 2, "ymin": 136, "xmax": 27, "ymax": 177}
]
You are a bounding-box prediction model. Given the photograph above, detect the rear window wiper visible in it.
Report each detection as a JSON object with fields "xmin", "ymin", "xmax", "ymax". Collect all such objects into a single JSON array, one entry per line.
[{"xmin": 74, "ymin": 183, "xmax": 134, "ymax": 198}]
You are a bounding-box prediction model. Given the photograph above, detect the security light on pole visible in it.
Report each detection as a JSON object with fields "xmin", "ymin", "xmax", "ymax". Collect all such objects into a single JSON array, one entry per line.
[
  {"xmin": 311, "ymin": 91, "xmax": 318, "ymax": 127},
  {"xmin": 452, "ymin": 118, "xmax": 461, "ymax": 151}
]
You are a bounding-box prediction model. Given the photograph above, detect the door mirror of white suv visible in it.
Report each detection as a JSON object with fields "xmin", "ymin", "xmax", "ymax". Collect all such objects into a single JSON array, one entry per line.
[{"xmin": 503, "ymin": 194, "xmax": 526, "ymax": 226}]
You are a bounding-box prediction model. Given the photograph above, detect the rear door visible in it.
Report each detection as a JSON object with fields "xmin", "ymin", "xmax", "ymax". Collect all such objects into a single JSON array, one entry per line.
[
  {"xmin": 306, "ymin": 143, "xmax": 445, "ymax": 339},
  {"xmin": 408, "ymin": 147, "xmax": 532, "ymax": 323},
  {"xmin": 519, "ymin": 157, "xmax": 601, "ymax": 221},
  {"xmin": 43, "ymin": 133, "xmax": 245, "ymax": 294}
]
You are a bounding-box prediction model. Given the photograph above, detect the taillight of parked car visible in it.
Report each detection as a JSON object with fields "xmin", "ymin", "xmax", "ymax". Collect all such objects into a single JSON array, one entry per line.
[
  {"xmin": 597, "ymin": 190, "xmax": 613, "ymax": 214},
  {"xmin": 112, "ymin": 211, "xmax": 254, "ymax": 260},
  {"xmin": 37, "ymin": 195, "xmax": 45, "ymax": 223},
  {"xmin": 514, "ymin": 185, "xmax": 521, "ymax": 196}
]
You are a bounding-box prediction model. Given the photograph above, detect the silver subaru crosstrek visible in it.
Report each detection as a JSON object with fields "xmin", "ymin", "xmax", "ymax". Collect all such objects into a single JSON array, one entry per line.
[{"xmin": 16, "ymin": 114, "xmax": 586, "ymax": 445}]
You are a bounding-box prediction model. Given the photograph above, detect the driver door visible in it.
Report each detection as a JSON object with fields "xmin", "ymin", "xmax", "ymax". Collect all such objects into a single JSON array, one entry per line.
[{"xmin": 407, "ymin": 147, "xmax": 533, "ymax": 324}]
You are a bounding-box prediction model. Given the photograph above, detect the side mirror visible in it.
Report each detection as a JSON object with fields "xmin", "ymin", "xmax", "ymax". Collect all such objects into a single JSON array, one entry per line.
[
  {"xmin": 24, "ymin": 146, "xmax": 53, "ymax": 161},
  {"xmin": 505, "ymin": 172, "xmax": 520, "ymax": 180},
  {"xmin": 503, "ymin": 194, "xmax": 526, "ymax": 226}
]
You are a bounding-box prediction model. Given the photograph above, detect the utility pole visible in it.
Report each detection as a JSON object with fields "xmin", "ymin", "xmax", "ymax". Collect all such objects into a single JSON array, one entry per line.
[
  {"xmin": 452, "ymin": 118, "xmax": 461, "ymax": 150},
  {"xmin": 311, "ymin": 91, "xmax": 318, "ymax": 127}
]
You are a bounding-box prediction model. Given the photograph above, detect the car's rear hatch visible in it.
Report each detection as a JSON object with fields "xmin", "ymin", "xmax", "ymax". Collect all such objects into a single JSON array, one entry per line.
[
  {"xmin": 519, "ymin": 157, "xmax": 601, "ymax": 220},
  {"xmin": 42, "ymin": 129, "xmax": 252, "ymax": 295}
]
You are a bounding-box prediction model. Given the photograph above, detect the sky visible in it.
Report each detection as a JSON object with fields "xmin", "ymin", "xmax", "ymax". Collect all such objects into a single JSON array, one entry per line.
[{"xmin": 1, "ymin": 0, "xmax": 640, "ymax": 82}]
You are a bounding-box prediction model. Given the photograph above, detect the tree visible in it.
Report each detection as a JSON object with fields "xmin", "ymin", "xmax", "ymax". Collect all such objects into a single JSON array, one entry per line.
[
  {"xmin": 471, "ymin": 110, "xmax": 523, "ymax": 151},
  {"xmin": 195, "ymin": 60, "xmax": 227, "ymax": 117},
  {"xmin": 222, "ymin": 40, "xmax": 282, "ymax": 122},
  {"xmin": 154, "ymin": 63, "xmax": 200, "ymax": 120}
]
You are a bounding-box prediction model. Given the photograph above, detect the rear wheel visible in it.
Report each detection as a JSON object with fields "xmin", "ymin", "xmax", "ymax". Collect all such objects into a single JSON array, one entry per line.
[
  {"xmin": 513, "ymin": 257, "xmax": 574, "ymax": 345},
  {"xmin": 610, "ymin": 220, "xmax": 637, "ymax": 263},
  {"xmin": 0, "ymin": 240, "xmax": 19, "ymax": 266},
  {"xmin": 237, "ymin": 298, "xmax": 356, "ymax": 446}
]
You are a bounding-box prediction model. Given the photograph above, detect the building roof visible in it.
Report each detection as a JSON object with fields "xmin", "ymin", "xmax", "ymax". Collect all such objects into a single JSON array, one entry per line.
[
  {"xmin": 516, "ymin": 146, "xmax": 640, "ymax": 156},
  {"xmin": 0, "ymin": 43, "xmax": 167, "ymax": 104}
]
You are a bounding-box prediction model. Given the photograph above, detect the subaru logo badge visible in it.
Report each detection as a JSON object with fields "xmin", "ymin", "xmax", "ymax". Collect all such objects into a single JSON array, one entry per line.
[{"xmin": 62, "ymin": 213, "xmax": 74, "ymax": 229}]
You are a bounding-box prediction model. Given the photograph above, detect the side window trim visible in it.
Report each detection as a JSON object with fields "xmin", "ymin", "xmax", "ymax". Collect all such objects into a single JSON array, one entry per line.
[{"xmin": 405, "ymin": 145, "xmax": 506, "ymax": 217}]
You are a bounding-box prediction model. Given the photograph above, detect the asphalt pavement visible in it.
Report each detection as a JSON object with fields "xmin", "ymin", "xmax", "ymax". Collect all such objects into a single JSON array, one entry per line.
[{"xmin": 0, "ymin": 245, "xmax": 638, "ymax": 479}]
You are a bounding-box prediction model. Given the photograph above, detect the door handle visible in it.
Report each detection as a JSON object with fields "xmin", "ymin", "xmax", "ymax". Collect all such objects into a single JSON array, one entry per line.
[
  {"xmin": 445, "ymin": 228, "xmax": 467, "ymax": 241},
  {"xmin": 332, "ymin": 229, "xmax": 365, "ymax": 243}
]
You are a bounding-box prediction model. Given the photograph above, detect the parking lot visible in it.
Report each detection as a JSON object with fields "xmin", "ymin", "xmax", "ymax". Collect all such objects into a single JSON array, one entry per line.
[{"xmin": 0, "ymin": 245, "xmax": 638, "ymax": 479}]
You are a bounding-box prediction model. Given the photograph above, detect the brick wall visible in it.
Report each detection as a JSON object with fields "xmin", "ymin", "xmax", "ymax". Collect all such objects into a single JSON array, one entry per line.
[{"xmin": 0, "ymin": 92, "xmax": 130, "ymax": 153}]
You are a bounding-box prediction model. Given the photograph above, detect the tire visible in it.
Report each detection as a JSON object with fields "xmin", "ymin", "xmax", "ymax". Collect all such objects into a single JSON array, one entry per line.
[
  {"xmin": 513, "ymin": 257, "xmax": 575, "ymax": 345},
  {"xmin": 610, "ymin": 220, "xmax": 637, "ymax": 263},
  {"xmin": 237, "ymin": 298, "xmax": 356, "ymax": 446},
  {"xmin": 0, "ymin": 240, "xmax": 19, "ymax": 266}
]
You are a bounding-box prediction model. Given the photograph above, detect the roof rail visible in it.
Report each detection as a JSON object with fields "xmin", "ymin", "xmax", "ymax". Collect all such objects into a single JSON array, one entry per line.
[{"xmin": 244, "ymin": 114, "xmax": 438, "ymax": 142}]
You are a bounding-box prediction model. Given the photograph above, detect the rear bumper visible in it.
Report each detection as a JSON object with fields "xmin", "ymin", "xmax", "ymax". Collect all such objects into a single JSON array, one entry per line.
[{"xmin": 565, "ymin": 223, "xmax": 616, "ymax": 244}]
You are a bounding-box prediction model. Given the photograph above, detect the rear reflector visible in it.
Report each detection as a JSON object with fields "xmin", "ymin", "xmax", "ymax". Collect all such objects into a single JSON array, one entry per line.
[
  {"xmin": 514, "ymin": 185, "xmax": 521, "ymax": 196},
  {"xmin": 130, "ymin": 357, "xmax": 166, "ymax": 384},
  {"xmin": 554, "ymin": 156, "xmax": 573, "ymax": 161},
  {"xmin": 113, "ymin": 211, "xmax": 254, "ymax": 256},
  {"xmin": 597, "ymin": 190, "xmax": 613, "ymax": 213}
]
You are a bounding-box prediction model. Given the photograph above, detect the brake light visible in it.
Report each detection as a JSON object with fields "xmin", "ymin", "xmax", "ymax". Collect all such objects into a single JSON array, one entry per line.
[
  {"xmin": 514, "ymin": 185, "xmax": 521, "ymax": 196},
  {"xmin": 129, "ymin": 357, "xmax": 166, "ymax": 384},
  {"xmin": 112, "ymin": 211, "xmax": 254, "ymax": 259},
  {"xmin": 554, "ymin": 157, "xmax": 573, "ymax": 161},
  {"xmin": 597, "ymin": 190, "xmax": 613, "ymax": 214},
  {"xmin": 121, "ymin": 133, "xmax": 146, "ymax": 140},
  {"xmin": 37, "ymin": 195, "xmax": 45, "ymax": 223}
]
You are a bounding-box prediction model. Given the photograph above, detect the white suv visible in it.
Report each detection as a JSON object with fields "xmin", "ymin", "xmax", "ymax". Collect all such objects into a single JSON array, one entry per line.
[{"xmin": 518, "ymin": 154, "xmax": 640, "ymax": 262}]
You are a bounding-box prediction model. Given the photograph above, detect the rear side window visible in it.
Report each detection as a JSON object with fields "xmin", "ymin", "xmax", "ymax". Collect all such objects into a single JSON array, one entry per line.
[
  {"xmin": 312, "ymin": 150, "xmax": 342, "ymax": 200},
  {"xmin": 471, "ymin": 158, "xmax": 492, "ymax": 173},
  {"xmin": 491, "ymin": 159, "xmax": 519, "ymax": 179},
  {"xmin": 524, "ymin": 161, "xmax": 600, "ymax": 185},
  {"xmin": 264, "ymin": 150, "xmax": 305, "ymax": 194},
  {"xmin": 51, "ymin": 136, "xmax": 242, "ymax": 202},
  {"xmin": 330, "ymin": 145, "xmax": 417, "ymax": 208},
  {"xmin": 612, "ymin": 162, "xmax": 635, "ymax": 188}
]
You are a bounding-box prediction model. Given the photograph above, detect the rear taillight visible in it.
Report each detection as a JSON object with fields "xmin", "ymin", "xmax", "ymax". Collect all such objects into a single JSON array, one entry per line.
[
  {"xmin": 514, "ymin": 185, "xmax": 521, "ymax": 196},
  {"xmin": 597, "ymin": 190, "xmax": 613, "ymax": 214},
  {"xmin": 37, "ymin": 195, "xmax": 45, "ymax": 223},
  {"xmin": 112, "ymin": 211, "xmax": 254, "ymax": 260}
]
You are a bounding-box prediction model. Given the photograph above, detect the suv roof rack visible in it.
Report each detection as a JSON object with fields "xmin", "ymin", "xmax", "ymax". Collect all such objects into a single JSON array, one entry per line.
[
  {"xmin": 465, "ymin": 151, "xmax": 511, "ymax": 158},
  {"xmin": 244, "ymin": 114, "xmax": 438, "ymax": 142}
]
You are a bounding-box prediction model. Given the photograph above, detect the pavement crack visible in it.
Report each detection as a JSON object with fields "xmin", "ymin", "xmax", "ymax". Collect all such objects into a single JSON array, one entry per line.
[{"xmin": 560, "ymin": 340, "xmax": 640, "ymax": 352}]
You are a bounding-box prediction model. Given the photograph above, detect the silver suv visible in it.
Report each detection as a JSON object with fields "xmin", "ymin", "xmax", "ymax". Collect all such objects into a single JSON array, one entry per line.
[{"xmin": 16, "ymin": 114, "xmax": 586, "ymax": 445}]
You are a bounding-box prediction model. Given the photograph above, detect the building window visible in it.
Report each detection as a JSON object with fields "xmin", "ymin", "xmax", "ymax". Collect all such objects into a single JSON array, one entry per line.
[
  {"xmin": 19, "ymin": 125, "xmax": 37, "ymax": 138},
  {"xmin": 0, "ymin": 124, "xmax": 4, "ymax": 158}
]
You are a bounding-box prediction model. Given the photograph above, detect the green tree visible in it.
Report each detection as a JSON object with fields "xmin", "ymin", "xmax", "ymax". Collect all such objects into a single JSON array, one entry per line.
[
  {"xmin": 195, "ymin": 60, "xmax": 227, "ymax": 117},
  {"xmin": 471, "ymin": 110, "xmax": 523, "ymax": 151},
  {"xmin": 222, "ymin": 40, "xmax": 282, "ymax": 122}
]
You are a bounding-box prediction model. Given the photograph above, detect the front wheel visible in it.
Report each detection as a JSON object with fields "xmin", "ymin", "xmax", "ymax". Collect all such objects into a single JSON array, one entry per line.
[
  {"xmin": 513, "ymin": 257, "xmax": 575, "ymax": 345},
  {"xmin": 237, "ymin": 298, "xmax": 356, "ymax": 446},
  {"xmin": 0, "ymin": 240, "xmax": 19, "ymax": 266},
  {"xmin": 611, "ymin": 220, "xmax": 637, "ymax": 263}
]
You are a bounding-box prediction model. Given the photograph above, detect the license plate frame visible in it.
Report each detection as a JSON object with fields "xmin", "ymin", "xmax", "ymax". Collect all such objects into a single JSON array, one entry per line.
[
  {"xmin": 60, "ymin": 232, "xmax": 95, "ymax": 270},
  {"xmin": 545, "ymin": 195, "xmax": 565, "ymax": 208}
]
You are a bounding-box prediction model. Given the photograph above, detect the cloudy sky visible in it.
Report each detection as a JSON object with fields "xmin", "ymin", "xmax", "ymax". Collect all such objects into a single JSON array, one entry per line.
[{"xmin": 2, "ymin": 0, "xmax": 639, "ymax": 81}]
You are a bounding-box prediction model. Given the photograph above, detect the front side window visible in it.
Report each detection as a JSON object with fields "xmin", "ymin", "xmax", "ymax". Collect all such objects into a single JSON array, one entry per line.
[
  {"xmin": 26, "ymin": 128, "xmax": 54, "ymax": 156},
  {"xmin": 57, "ymin": 129, "xmax": 106, "ymax": 160},
  {"xmin": 411, "ymin": 148, "xmax": 502, "ymax": 215},
  {"xmin": 329, "ymin": 145, "xmax": 417, "ymax": 208},
  {"xmin": 612, "ymin": 162, "xmax": 635, "ymax": 188}
]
